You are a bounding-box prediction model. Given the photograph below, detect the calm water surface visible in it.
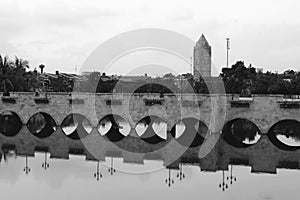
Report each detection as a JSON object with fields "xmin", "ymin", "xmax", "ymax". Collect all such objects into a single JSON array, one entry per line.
[
  {"xmin": 1, "ymin": 113, "xmax": 300, "ymax": 200},
  {"xmin": 0, "ymin": 153, "xmax": 300, "ymax": 200}
]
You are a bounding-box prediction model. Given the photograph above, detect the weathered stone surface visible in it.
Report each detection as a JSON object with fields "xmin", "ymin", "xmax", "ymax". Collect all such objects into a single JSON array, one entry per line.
[
  {"xmin": 0, "ymin": 93, "xmax": 300, "ymax": 173},
  {"xmin": 193, "ymin": 34, "xmax": 211, "ymax": 79}
]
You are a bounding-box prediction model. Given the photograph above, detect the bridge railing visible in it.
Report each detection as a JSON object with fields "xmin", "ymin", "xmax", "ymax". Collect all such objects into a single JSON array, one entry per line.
[{"xmin": 1, "ymin": 92, "xmax": 293, "ymax": 100}]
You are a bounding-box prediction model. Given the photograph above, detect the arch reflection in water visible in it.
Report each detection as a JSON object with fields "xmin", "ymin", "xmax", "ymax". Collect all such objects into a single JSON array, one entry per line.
[
  {"xmin": 98, "ymin": 115, "xmax": 130, "ymax": 142},
  {"xmin": 135, "ymin": 116, "xmax": 167, "ymax": 144},
  {"xmin": 171, "ymin": 118, "xmax": 208, "ymax": 148},
  {"xmin": 61, "ymin": 114, "xmax": 92, "ymax": 140},
  {"xmin": 0, "ymin": 111, "xmax": 23, "ymax": 137},
  {"xmin": 222, "ymin": 118, "xmax": 261, "ymax": 148},
  {"xmin": 27, "ymin": 112, "xmax": 56, "ymax": 138},
  {"xmin": 268, "ymin": 120, "xmax": 300, "ymax": 150}
]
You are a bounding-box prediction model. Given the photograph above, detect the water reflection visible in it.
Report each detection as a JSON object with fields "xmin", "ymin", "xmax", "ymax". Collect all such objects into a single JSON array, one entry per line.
[
  {"xmin": 61, "ymin": 114, "xmax": 92, "ymax": 139},
  {"xmin": 93, "ymin": 161, "xmax": 102, "ymax": 181},
  {"xmin": 219, "ymin": 166, "xmax": 238, "ymax": 192},
  {"xmin": 270, "ymin": 120, "xmax": 300, "ymax": 148},
  {"xmin": 27, "ymin": 112, "xmax": 56, "ymax": 138},
  {"xmin": 98, "ymin": 118, "xmax": 112, "ymax": 135},
  {"xmin": 42, "ymin": 152, "xmax": 50, "ymax": 170},
  {"xmin": 107, "ymin": 157, "xmax": 116, "ymax": 175},
  {"xmin": 98, "ymin": 115, "xmax": 131, "ymax": 142},
  {"xmin": 176, "ymin": 163, "xmax": 185, "ymax": 181},
  {"xmin": 1, "ymin": 146, "xmax": 16, "ymax": 162},
  {"xmin": 165, "ymin": 169, "xmax": 175, "ymax": 187},
  {"xmin": 227, "ymin": 165, "xmax": 237, "ymax": 185},
  {"xmin": 171, "ymin": 118, "xmax": 207, "ymax": 147},
  {"xmin": 1, "ymin": 152, "xmax": 300, "ymax": 200},
  {"xmin": 0, "ymin": 111, "xmax": 23, "ymax": 137},
  {"xmin": 219, "ymin": 170, "xmax": 228, "ymax": 191},
  {"xmin": 2, "ymin": 116, "xmax": 300, "ymax": 199},
  {"xmin": 135, "ymin": 116, "xmax": 167, "ymax": 144},
  {"xmin": 222, "ymin": 118, "xmax": 261, "ymax": 147},
  {"xmin": 23, "ymin": 155, "xmax": 30, "ymax": 175}
]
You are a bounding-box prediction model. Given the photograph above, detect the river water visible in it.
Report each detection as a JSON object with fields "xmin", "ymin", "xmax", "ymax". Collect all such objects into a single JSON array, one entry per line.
[
  {"xmin": 1, "ymin": 113, "xmax": 300, "ymax": 200},
  {"xmin": 0, "ymin": 152, "xmax": 300, "ymax": 200}
]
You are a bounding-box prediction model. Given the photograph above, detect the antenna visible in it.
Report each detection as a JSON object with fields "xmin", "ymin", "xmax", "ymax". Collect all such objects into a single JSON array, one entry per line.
[
  {"xmin": 190, "ymin": 56, "xmax": 193, "ymax": 74},
  {"xmin": 226, "ymin": 38, "xmax": 230, "ymax": 68},
  {"xmin": 75, "ymin": 65, "xmax": 78, "ymax": 75}
]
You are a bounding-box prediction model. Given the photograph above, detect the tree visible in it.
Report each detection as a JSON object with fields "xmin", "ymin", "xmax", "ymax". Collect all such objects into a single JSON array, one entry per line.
[
  {"xmin": 221, "ymin": 61, "xmax": 256, "ymax": 94},
  {"xmin": 14, "ymin": 56, "xmax": 29, "ymax": 72},
  {"xmin": 163, "ymin": 73, "xmax": 175, "ymax": 79},
  {"xmin": 0, "ymin": 55, "xmax": 14, "ymax": 95}
]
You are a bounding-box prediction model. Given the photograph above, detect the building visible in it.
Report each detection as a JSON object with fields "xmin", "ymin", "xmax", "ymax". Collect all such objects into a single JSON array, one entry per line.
[
  {"xmin": 193, "ymin": 34, "xmax": 212, "ymax": 79},
  {"xmin": 256, "ymin": 68, "xmax": 263, "ymax": 73}
]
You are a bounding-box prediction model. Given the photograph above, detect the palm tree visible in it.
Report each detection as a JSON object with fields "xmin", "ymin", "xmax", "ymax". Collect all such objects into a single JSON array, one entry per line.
[
  {"xmin": 14, "ymin": 56, "xmax": 29, "ymax": 72},
  {"xmin": 13, "ymin": 56, "xmax": 30, "ymax": 91},
  {"xmin": 0, "ymin": 55, "xmax": 14, "ymax": 96}
]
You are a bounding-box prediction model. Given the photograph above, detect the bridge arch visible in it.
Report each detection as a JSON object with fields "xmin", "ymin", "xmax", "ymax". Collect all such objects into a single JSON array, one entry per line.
[
  {"xmin": 61, "ymin": 113, "xmax": 93, "ymax": 140},
  {"xmin": 222, "ymin": 118, "xmax": 262, "ymax": 148},
  {"xmin": 0, "ymin": 111, "xmax": 23, "ymax": 137},
  {"xmin": 98, "ymin": 114, "xmax": 131, "ymax": 142},
  {"xmin": 27, "ymin": 112, "xmax": 57, "ymax": 138},
  {"xmin": 166, "ymin": 111, "xmax": 210, "ymax": 133},
  {"xmin": 170, "ymin": 117, "xmax": 208, "ymax": 148},
  {"xmin": 135, "ymin": 115, "xmax": 167, "ymax": 144},
  {"xmin": 267, "ymin": 119, "xmax": 300, "ymax": 151}
]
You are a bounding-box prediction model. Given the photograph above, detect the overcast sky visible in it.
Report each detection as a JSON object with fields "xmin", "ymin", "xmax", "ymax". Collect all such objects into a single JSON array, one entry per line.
[{"xmin": 0, "ymin": 0, "xmax": 300, "ymax": 75}]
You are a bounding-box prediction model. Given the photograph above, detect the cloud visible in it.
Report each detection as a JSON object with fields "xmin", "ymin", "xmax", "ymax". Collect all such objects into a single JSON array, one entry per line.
[
  {"xmin": 170, "ymin": 9, "xmax": 195, "ymax": 22},
  {"xmin": 0, "ymin": 0, "xmax": 300, "ymax": 74}
]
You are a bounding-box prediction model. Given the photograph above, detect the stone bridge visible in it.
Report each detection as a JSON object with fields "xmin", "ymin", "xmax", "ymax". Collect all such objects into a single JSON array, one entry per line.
[
  {"xmin": 0, "ymin": 92, "xmax": 299, "ymax": 134},
  {"xmin": 1, "ymin": 92, "xmax": 300, "ymax": 174}
]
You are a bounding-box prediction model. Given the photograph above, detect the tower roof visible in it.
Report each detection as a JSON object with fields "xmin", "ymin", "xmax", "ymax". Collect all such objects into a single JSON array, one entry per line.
[{"xmin": 196, "ymin": 34, "xmax": 211, "ymax": 49}]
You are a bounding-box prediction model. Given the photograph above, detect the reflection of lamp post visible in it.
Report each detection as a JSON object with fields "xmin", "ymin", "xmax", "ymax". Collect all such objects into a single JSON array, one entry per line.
[
  {"xmin": 177, "ymin": 163, "xmax": 185, "ymax": 181},
  {"xmin": 227, "ymin": 165, "xmax": 237, "ymax": 185},
  {"xmin": 23, "ymin": 155, "xmax": 30, "ymax": 175},
  {"xmin": 165, "ymin": 169, "xmax": 174, "ymax": 187},
  {"xmin": 218, "ymin": 170, "xmax": 228, "ymax": 191},
  {"xmin": 108, "ymin": 157, "xmax": 116, "ymax": 175},
  {"xmin": 42, "ymin": 152, "xmax": 50, "ymax": 170},
  {"xmin": 94, "ymin": 161, "xmax": 102, "ymax": 181}
]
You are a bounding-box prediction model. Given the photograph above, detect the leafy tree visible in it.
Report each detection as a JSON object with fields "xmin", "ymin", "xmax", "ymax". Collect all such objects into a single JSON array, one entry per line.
[
  {"xmin": 0, "ymin": 55, "xmax": 14, "ymax": 95},
  {"xmin": 221, "ymin": 61, "xmax": 256, "ymax": 94}
]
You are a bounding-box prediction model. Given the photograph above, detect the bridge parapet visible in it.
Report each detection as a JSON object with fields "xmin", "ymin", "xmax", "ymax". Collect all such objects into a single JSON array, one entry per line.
[{"xmin": 0, "ymin": 93, "xmax": 299, "ymax": 134}]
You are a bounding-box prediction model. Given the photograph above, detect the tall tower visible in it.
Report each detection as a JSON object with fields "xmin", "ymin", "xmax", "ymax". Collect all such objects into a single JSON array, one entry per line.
[{"xmin": 193, "ymin": 34, "xmax": 212, "ymax": 79}]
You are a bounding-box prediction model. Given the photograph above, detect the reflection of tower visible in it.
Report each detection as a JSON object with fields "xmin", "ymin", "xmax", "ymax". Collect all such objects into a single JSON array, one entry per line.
[{"xmin": 193, "ymin": 34, "xmax": 212, "ymax": 79}]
